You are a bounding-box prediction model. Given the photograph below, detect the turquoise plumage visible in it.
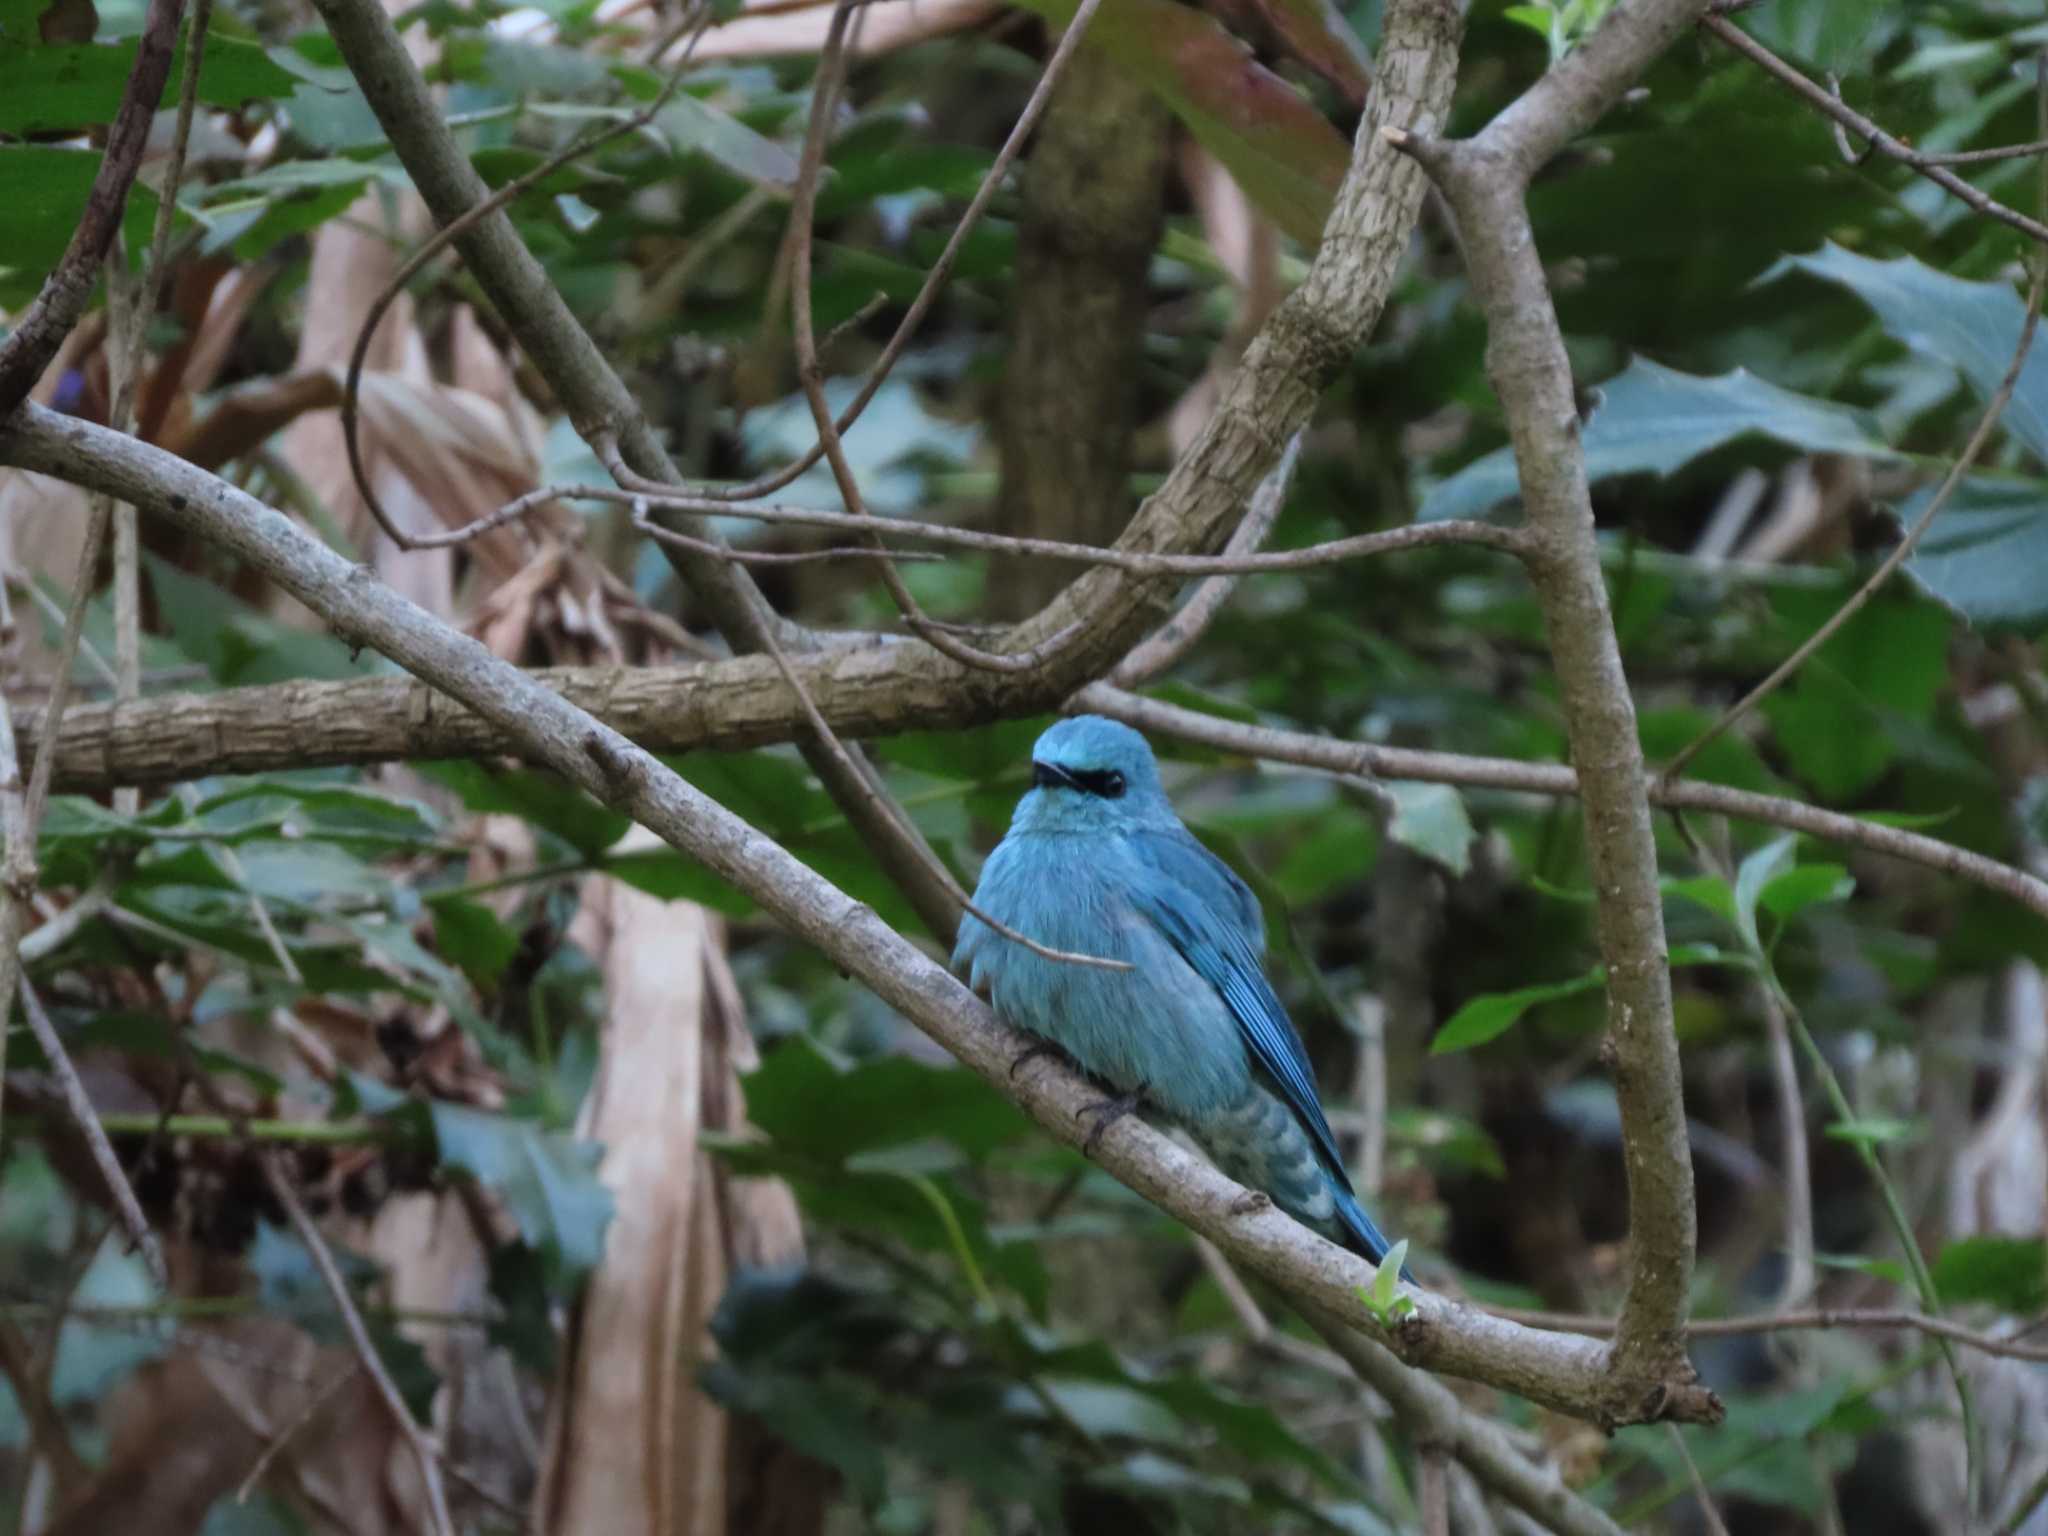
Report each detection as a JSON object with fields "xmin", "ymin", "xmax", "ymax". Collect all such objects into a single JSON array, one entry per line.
[{"xmin": 953, "ymin": 716, "xmax": 1409, "ymax": 1278}]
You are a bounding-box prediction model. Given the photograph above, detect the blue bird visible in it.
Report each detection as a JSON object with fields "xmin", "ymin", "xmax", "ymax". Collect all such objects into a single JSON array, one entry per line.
[{"xmin": 953, "ymin": 715, "xmax": 1411, "ymax": 1281}]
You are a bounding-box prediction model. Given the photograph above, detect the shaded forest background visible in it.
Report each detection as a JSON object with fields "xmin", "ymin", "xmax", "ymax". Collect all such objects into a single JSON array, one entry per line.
[{"xmin": 5, "ymin": 0, "xmax": 2048, "ymax": 1532}]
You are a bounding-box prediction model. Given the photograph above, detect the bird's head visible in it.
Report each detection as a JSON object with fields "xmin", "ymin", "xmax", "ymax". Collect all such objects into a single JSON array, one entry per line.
[{"xmin": 1012, "ymin": 715, "xmax": 1174, "ymax": 833}]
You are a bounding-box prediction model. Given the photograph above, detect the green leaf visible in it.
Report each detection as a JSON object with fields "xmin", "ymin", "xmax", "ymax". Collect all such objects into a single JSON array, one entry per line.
[
  {"xmin": 1386, "ymin": 1108, "xmax": 1506, "ymax": 1178},
  {"xmin": 0, "ymin": 144, "xmax": 170, "ymax": 307},
  {"xmin": 0, "ymin": 34, "xmax": 300, "ymax": 136},
  {"xmin": 1732, "ymin": 834, "xmax": 1797, "ymax": 955},
  {"xmin": 1758, "ymin": 863, "xmax": 1854, "ymax": 922},
  {"xmin": 743, "ymin": 1036, "xmax": 1032, "ymax": 1164},
  {"xmin": 427, "ymin": 1102, "xmax": 613, "ymax": 1282},
  {"xmin": 654, "ymin": 91, "xmax": 802, "ymax": 188},
  {"xmin": 1896, "ymin": 475, "xmax": 2048, "ymax": 629},
  {"xmin": 1665, "ymin": 874, "xmax": 1737, "ymax": 926},
  {"xmin": 1383, "ymin": 782, "xmax": 1474, "ymax": 876},
  {"xmin": 433, "ymin": 896, "xmax": 521, "ymax": 987},
  {"xmin": 1431, "ymin": 944, "xmax": 1741, "ymax": 1055},
  {"xmin": 145, "ymin": 555, "xmax": 367, "ymax": 684},
  {"xmin": 1745, "ymin": 0, "xmax": 1894, "ymax": 72},
  {"xmin": 1758, "ymin": 594, "xmax": 1951, "ymax": 802},
  {"xmin": 1421, "ymin": 358, "xmax": 1896, "ymax": 522},
  {"xmin": 1816, "ymin": 1250, "xmax": 1909, "ymax": 1286},
  {"xmin": 1431, "ymin": 969, "xmax": 1603, "ymax": 1054},
  {"xmin": 1778, "ymin": 244, "xmax": 2048, "ymax": 463},
  {"xmin": 421, "ymin": 760, "xmax": 629, "ymax": 860},
  {"xmin": 1823, "ymin": 1116, "xmax": 1922, "ymax": 1147},
  {"xmin": 1929, "ymin": 1234, "xmax": 2048, "ymax": 1313}
]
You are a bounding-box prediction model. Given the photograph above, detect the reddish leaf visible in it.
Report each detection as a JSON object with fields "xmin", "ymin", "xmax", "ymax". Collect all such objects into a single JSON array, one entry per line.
[
  {"xmin": 1207, "ymin": 0, "xmax": 1372, "ymax": 107},
  {"xmin": 1021, "ymin": 0, "xmax": 1350, "ymax": 246}
]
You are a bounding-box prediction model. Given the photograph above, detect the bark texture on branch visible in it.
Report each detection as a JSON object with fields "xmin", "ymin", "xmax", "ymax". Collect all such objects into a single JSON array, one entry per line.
[
  {"xmin": 1392, "ymin": 0, "xmax": 1719, "ymax": 1427},
  {"xmin": 18, "ymin": 669, "xmax": 2048, "ymax": 931},
  {"xmin": 0, "ymin": 370, "xmax": 1723, "ymax": 1435}
]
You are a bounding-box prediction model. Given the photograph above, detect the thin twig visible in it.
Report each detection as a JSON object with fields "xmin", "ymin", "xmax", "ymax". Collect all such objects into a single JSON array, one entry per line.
[
  {"xmin": 1918, "ymin": 138, "xmax": 2048, "ymax": 166},
  {"xmin": 0, "ymin": 1321, "xmax": 90, "ymax": 1496},
  {"xmin": 1489, "ymin": 1303, "xmax": 2048, "ymax": 1364},
  {"xmin": 0, "ymin": 685, "xmax": 35, "ymax": 1147},
  {"xmin": 1702, "ymin": 15, "xmax": 2048, "ymax": 249},
  {"xmin": 639, "ymin": 474, "xmax": 1135, "ymax": 975},
  {"xmin": 1823, "ymin": 72, "xmax": 1873, "ymax": 166},
  {"xmin": 1667, "ymin": 1423, "xmax": 1732, "ymax": 1536},
  {"xmin": 782, "ymin": 0, "xmax": 1097, "ymax": 676},
  {"xmin": 19, "ymin": 978, "xmax": 168, "ymax": 1290},
  {"xmin": 1112, "ymin": 432, "xmax": 1304, "ymax": 686},
  {"xmin": 22, "ymin": 508, "xmax": 110, "ymax": 838},
  {"xmin": 702, "ymin": 0, "xmax": 1112, "ymax": 506},
  {"xmin": 1419, "ymin": 1444, "xmax": 1451, "ymax": 1536},
  {"xmin": 260, "ymin": 1154, "xmax": 456, "ymax": 1536},
  {"xmin": 1756, "ymin": 982, "xmax": 1814, "ymax": 1307},
  {"xmin": 611, "ymin": 481, "xmax": 1522, "ymax": 573},
  {"xmin": 233, "ymin": 1365, "xmax": 360, "ymax": 1502},
  {"xmin": 1996, "ymin": 1464, "xmax": 2048, "ymax": 1536},
  {"xmin": 1663, "ymin": 209, "xmax": 2048, "ymax": 782},
  {"xmin": 1079, "ymin": 685, "xmax": 2048, "ymax": 924},
  {"xmin": 339, "ymin": 8, "xmax": 712, "ymax": 553}
]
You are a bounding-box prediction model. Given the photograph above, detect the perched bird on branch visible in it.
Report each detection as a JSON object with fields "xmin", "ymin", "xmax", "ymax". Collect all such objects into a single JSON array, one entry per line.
[{"xmin": 955, "ymin": 715, "xmax": 1411, "ymax": 1281}]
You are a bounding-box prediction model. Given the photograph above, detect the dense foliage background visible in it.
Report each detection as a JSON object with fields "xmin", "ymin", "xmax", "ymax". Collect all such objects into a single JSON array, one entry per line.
[{"xmin": 5, "ymin": 0, "xmax": 2048, "ymax": 1531}]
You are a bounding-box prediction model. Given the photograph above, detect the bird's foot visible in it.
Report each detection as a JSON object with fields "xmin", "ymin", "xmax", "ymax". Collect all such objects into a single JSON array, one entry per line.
[
  {"xmin": 1077, "ymin": 1088, "xmax": 1145, "ymax": 1154},
  {"xmin": 1009, "ymin": 1041, "xmax": 1067, "ymax": 1080},
  {"xmin": 1230, "ymin": 1190, "xmax": 1271, "ymax": 1217}
]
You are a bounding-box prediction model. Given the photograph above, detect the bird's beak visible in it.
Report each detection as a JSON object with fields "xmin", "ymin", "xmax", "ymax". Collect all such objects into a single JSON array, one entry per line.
[{"xmin": 1032, "ymin": 760, "xmax": 1081, "ymax": 791}]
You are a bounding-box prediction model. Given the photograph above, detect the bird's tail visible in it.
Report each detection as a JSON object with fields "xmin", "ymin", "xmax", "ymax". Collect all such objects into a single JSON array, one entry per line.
[{"xmin": 1331, "ymin": 1180, "xmax": 1415, "ymax": 1285}]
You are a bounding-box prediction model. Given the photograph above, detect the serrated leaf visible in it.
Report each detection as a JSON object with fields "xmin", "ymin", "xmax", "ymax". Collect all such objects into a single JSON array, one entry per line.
[
  {"xmin": 1896, "ymin": 474, "xmax": 2048, "ymax": 629},
  {"xmin": 427, "ymin": 1104, "xmax": 613, "ymax": 1281},
  {"xmin": 1778, "ymin": 244, "xmax": 2048, "ymax": 463},
  {"xmin": 1421, "ymin": 358, "xmax": 1897, "ymax": 521}
]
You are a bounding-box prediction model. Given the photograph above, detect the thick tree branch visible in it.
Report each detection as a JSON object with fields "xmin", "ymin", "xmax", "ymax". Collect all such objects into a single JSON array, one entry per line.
[
  {"xmin": 302, "ymin": 0, "xmax": 1460, "ymax": 942},
  {"xmin": 14, "ymin": 669, "xmax": 2048, "ymax": 929},
  {"xmin": 0, "ymin": 401, "xmax": 1720, "ymax": 1426},
  {"xmin": 0, "ymin": 0, "xmax": 185, "ymax": 416},
  {"xmin": 1389, "ymin": 0, "xmax": 1717, "ymax": 1418}
]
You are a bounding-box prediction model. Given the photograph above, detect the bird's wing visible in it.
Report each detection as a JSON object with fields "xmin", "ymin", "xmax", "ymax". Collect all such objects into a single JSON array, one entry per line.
[{"xmin": 1124, "ymin": 827, "xmax": 1351, "ymax": 1181}]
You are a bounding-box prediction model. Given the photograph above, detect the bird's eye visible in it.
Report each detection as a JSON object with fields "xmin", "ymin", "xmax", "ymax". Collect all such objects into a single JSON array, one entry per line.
[{"xmin": 1065, "ymin": 768, "xmax": 1126, "ymax": 798}]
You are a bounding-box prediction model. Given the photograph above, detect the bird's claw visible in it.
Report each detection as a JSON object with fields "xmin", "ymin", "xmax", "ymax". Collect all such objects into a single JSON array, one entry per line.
[
  {"xmin": 1010, "ymin": 1041, "xmax": 1065, "ymax": 1080},
  {"xmin": 1230, "ymin": 1190, "xmax": 1271, "ymax": 1217},
  {"xmin": 1077, "ymin": 1088, "xmax": 1144, "ymax": 1154}
]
